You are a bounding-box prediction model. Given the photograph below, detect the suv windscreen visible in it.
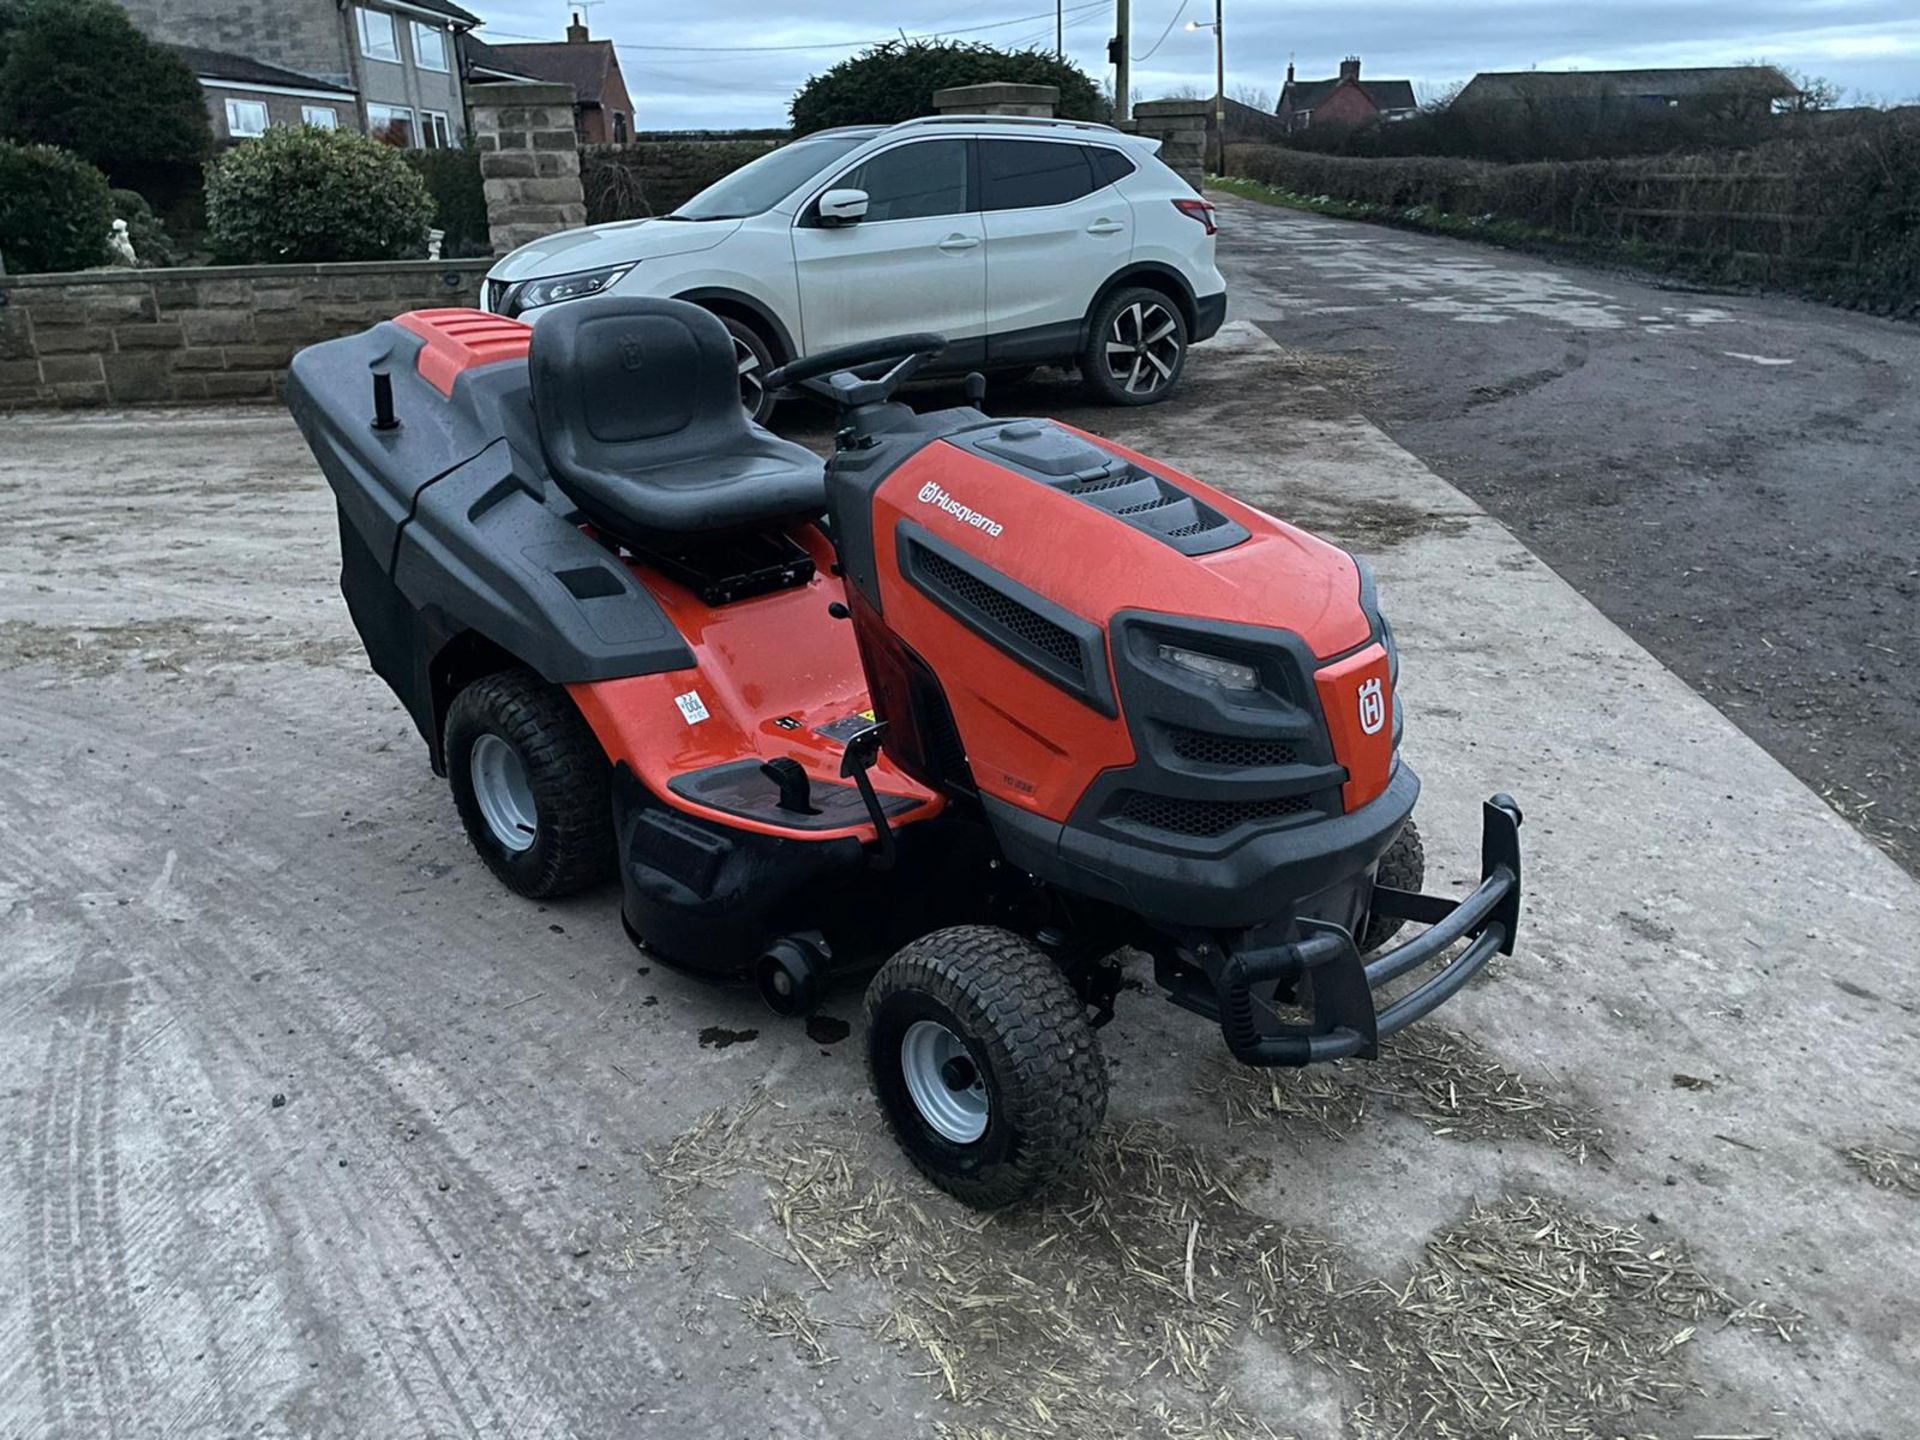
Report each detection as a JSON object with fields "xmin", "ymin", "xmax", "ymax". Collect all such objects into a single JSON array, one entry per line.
[
  {"xmin": 673, "ymin": 132, "xmax": 872, "ymax": 220},
  {"xmin": 833, "ymin": 138, "xmax": 970, "ymax": 221},
  {"xmin": 979, "ymin": 139, "xmax": 1097, "ymax": 210}
]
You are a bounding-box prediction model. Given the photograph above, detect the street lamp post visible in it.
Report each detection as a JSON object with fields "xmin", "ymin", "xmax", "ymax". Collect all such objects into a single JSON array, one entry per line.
[{"xmin": 1186, "ymin": 0, "xmax": 1224, "ymax": 171}]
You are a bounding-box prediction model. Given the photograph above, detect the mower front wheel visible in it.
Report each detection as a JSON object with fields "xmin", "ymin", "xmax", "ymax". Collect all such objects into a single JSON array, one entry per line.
[
  {"xmin": 1357, "ymin": 817, "xmax": 1425, "ymax": 954},
  {"xmin": 444, "ymin": 667, "xmax": 614, "ymax": 900},
  {"xmin": 864, "ymin": 926, "xmax": 1107, "ymax": 1210}
]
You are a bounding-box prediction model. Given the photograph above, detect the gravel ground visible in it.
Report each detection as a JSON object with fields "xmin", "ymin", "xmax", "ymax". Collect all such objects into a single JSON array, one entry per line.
[{"xmin": 2, "ymin": 332, "xmax": 1918, "ymax": 1438}]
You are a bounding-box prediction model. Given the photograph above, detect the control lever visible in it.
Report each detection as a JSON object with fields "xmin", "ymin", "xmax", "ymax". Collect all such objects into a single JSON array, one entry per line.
[
  {"xmin": 839, "ymin": 721, "xmax": 898, "ymax": 871},
  {"xmin": 965, "ymin": 371, "xmax": 987, "ymax": 407},
  {"xmin": 759, "ymin": 757, "xmax": 817, "ymax": 814}
]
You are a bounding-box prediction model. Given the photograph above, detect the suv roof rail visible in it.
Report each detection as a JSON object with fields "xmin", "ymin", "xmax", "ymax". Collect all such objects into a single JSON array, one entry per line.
[{"xmin": 887, "ymin": 114, "xmax": 1124, "ymax": 136}]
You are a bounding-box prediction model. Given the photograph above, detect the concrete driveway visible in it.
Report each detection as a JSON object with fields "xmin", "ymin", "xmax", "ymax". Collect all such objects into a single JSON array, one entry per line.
[
  {"xmin": 1212, "ymin": 195, "xmax": 1920, "ymax": 876},
  {"xmin": 2, "ymin": 330, "xmax": 1917, "ymax": 1439}
]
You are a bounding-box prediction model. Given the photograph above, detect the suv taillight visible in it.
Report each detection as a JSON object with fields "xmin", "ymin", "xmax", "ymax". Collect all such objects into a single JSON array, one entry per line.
[{"xmin": 1173, "ymin": 198, "xmax": 1217, "ymax": 236}]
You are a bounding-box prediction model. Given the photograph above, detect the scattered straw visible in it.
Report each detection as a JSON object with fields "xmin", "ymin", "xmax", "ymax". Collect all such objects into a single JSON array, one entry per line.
[
  {"xmin": 1349, "ymin": 1194, "xmax": 1800, "ymax": 1437},
  {"xmin": 741, "ymin": 1285, "xmax": 838, "ymax": 1367},
  {"xmin": 1842, "ymin": 1141, "xmax": 1920, "ymax": 1195},
  {"xmin": 640, "ymin": 1096, "xmax": 1792, "ymax": 1440},
  {"xmin": 1199, "ymin": 1024, "xmax": 1605, "ymax": 1162}
]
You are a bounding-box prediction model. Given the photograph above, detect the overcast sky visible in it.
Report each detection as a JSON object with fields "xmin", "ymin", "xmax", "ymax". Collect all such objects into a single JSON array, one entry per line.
[{"xmin": 472, "ymin": 0, "xmax": 1920, "ymax": 129}]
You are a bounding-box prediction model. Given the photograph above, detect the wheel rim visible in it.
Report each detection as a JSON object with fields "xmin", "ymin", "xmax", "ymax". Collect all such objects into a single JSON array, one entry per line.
[
  {"xmin": 470, "ymin": 733, "xmax": 537, "ymax": 853},
  {"xmin": 900, "ymin": 1019, "xmax": 989, "ymax": 1144},
  {"xmin": 733, "ymin": 334, "xmax": 767, "ymax": 418},
  {"xmin": 1104, "ymin": 301, "xmax": 1181, "ymax": 396}
]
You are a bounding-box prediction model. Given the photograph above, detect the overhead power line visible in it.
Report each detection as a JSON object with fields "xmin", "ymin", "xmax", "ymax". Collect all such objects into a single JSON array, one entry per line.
[{"xmin": 1132, "ymin": 0, "xmax": 1190, "ymax": 63}]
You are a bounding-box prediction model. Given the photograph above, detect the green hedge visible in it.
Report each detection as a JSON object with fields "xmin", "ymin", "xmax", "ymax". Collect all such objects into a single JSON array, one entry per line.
[
  {"xmin": 403, "ymin": 144, "xmax": 487, "ymax": 257},
  {"xmin": 0, "ymin": 139, "xmax": 112, "ymax": 273},
  {"xmin": 791, "ymin": 40, "xmax": 1106, "ymax": 131},
  {"xmin": 205, "ymin": 125, "xmax": 436, "ymax": 263},
  {"xmin": 1228, "ymin": 113, "xmax": 1920, "ymax": 312},
  {"xmin": 582, "ymin": 141, "xmax": 781, "ymax": 222},
  {"xmin": 0, "ymin": 0, "xmax": 210, "ymax": 201}
]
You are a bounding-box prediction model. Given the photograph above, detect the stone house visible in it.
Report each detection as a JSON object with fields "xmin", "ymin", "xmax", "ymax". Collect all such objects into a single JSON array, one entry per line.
[
  {"xmin": 1275, "ymin": 58, "xmax": 1418, "ymax": 134},
  {"xmin": 122, "ymin": 0, "xmax": 481, "ymax": 148},
  {"xmin": 462, "ymin": 14, "xmax": 635, "ymax": 145}
]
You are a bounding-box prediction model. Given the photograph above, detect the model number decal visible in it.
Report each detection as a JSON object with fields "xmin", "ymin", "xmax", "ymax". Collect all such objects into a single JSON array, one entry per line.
[
  {"xmin": 917, "ymin": 480, "xmax": 1004, "ymax": 537},
  {"xmin": 674, "ymin": 690, "xmax": 710, "ymax": 725}
]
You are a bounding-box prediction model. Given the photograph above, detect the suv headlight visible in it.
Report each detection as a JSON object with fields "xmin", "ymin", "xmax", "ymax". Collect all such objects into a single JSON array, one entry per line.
[{"xmin": 500, "ymin": 263, "xmax": 635, "ymax": 316}]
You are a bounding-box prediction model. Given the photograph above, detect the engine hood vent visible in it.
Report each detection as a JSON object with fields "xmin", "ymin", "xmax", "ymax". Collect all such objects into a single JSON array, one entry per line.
[{"xmin": 961, "ymin": 420, "xmax": 1249, "ymax": 557}]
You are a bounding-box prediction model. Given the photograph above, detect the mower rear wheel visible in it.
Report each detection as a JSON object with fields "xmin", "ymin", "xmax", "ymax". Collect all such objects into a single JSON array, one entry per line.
[
  {"xmin": 445, "ymin": 667, "xmax": 614, "ymax": 900},
  {"xmin": 1357, "ymin": 817, "xmax": 1425, "ymax": 954},
  {"xmin": 864, "ymin": 926, "xmax": 1106, "ymax": 1210}
]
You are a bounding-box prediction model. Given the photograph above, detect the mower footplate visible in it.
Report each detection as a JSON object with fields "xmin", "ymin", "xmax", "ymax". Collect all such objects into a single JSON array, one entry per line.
[{"xmin": 1210, "ymin": 794, "xmax": 1523, "ymax": 1067}]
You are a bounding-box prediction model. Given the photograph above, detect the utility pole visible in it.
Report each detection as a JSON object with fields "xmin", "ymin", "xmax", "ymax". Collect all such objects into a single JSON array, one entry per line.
[
  {"xmin": 1187, "ymin": 1, "xmax": 1224, "ymax": 168},
  {"xmin": 1212, "ymin": 0, "xmax": 1224, "ymax": 157},
  {"xmin": 1056, "ymin": 0, "xmax": 1063, "ymax": 59},
  {"xmin": 1111, "ymin": 0, "xmax": 1131, "ymax": 121}
]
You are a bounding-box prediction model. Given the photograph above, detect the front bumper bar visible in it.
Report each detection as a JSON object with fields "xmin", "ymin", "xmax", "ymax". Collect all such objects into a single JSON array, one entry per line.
[{"xmin": 1212, "ymin": 794, "xmax": 1524, "ymax": 1067}]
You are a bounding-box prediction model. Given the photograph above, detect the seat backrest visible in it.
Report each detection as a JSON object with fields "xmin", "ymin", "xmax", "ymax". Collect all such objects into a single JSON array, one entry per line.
[{"xmin": 528, "ymin": 296, "xmax": 749, "ymax": 484}]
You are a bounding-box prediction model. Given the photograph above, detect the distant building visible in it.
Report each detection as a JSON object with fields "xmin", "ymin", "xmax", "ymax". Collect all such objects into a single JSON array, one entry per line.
[
  {"xmin": 123, "ymin": 0, "xmax": 481, "ymax": 147},
  {"xmin": 1275, "ymin": 58, "xmax": 1418, "ymax": 134},
  {"xmin": 1453, "ymin": 66, "xmax": 1800, "ymax": 114},
  {"xmin": 463, "ymin": 14, "xmax": 635, "ymax": 145},
  {"xmin": 165, "ymin": 44, "xmax": 359, "ymax": 144}
]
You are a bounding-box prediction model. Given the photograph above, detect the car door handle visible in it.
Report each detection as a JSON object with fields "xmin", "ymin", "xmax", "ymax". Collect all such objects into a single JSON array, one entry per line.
[
  {"xmin": 1086, "ymin": 219, "xmax": 1126, "ymax": 235},
  {"xmin": 937, "ymin": 234, "xmax": 981, "ymax": 251}
]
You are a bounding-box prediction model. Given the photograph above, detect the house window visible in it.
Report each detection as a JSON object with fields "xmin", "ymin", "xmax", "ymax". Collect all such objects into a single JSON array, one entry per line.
[
  {"xmin": 612, "ymin": 111, "xmax": 628, "ymax": 144},
  {"xmin": 224, "ymin": 98, "xmax": 269, "ymax": 138},
  {"xmin": 421, "ymin": 109, "xmax": 452, "ymax": 149},
  {"xmin": 412, "ymin": 22, "xmax": 448, "ymax": 72},
  {"xmin": 356, "ymin": 7, "xmax": 399, "ymax": 63},
  {"xmin": 301, "ymin": 105, "xmax": 339, "ymax": 129},
  {"xmin": 367, "ymin": 102, "xmax": 416, "ymax": 146}
]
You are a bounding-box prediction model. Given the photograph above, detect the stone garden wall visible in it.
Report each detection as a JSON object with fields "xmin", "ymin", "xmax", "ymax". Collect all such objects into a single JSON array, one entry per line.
[{"xmin": 0, "ymin": 260, "xmax": 492, "ymax": 408}]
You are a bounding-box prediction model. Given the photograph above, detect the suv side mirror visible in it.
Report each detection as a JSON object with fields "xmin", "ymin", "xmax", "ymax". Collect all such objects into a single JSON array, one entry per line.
[{"xmin": 817, "ymin": 188, "xmax": 869, "ymax": 226}]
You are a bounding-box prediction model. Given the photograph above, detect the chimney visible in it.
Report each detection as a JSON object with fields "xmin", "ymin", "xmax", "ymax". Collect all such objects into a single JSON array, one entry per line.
[
  {"xmin": 566, "ymin": 11, "xmax": 588, "ymax": 42},
  {"xmin": 1339, "ymin": 56, "xmax": 1361, "ymax": 82},
  {"xmin": 1285, "ymin": 62, "xmax": 1295, "ymax": 84}
]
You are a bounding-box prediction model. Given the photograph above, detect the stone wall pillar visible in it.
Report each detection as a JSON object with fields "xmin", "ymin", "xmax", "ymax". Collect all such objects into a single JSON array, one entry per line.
[
  {"xmin": 470, "ymin": 82, "xmax": 588, "ymax": 256},
  {"xmin": 1126, "ymin": 100, "xmax": 1211, "ymax": 192},
  {"xmin": 931, "ymin": 82, "xmax": 1059, "ymax": 117}
]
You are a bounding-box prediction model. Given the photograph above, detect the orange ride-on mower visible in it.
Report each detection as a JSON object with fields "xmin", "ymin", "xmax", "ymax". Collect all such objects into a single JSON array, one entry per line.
[{"xmin": 288, "ymin": 298, "xmax": 1524, "ymax": 1208}]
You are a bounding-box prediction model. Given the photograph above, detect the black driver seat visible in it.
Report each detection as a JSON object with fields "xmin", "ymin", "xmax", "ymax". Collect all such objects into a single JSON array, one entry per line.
[{"xmin": 526, "ymin": 297, "xmax": 824, "ymax": 541}]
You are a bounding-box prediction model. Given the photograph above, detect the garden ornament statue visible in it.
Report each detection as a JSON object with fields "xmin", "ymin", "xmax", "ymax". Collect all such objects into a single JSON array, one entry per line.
[{"xmin": 107, "ymin": 219, "xmax": 138, "ymax": 267}]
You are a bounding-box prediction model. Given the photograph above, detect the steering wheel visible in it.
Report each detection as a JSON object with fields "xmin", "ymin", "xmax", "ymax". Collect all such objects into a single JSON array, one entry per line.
[{"xmin": 764, "ymin": 332, "xmax": 948, "ymax": 410}]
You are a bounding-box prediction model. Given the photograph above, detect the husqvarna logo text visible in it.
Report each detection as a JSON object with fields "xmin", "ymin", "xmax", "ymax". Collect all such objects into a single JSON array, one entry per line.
[
  {"xmin": 1357, "ymin": 677, "xmax": 1386, "ymax": 736},
  {"xmin": 917, "ymin": 480, "xmax": 1004, "ymax": 537}
]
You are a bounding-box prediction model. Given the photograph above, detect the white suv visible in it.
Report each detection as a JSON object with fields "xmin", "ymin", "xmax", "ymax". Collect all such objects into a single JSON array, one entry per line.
[{"xmin": 481, "ymin": 115, "xmax": 1227, "ymax": 420}]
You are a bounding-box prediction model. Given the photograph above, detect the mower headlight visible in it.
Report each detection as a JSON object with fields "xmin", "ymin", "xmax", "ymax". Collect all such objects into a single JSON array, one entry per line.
[
  {"xmin": 507, "ymin": 263, "xmax": 636, "ymax": 314},
  {"xmin": 1157, "ymin": 644, "xmax": 1259, "ymax": 691}
]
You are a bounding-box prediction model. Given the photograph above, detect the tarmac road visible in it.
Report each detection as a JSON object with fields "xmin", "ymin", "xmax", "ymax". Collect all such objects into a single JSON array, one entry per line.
[{"xmin": 1213, "ymin": 196, "xmax": 1920, "ymax": 873}]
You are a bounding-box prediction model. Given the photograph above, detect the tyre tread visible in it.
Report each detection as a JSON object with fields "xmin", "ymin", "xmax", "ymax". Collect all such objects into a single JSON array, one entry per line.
[
  {"xmin": 1358, "ymin": 817, "xmax": 1425, "ymax": 953},
  {"xmin": 446, "ymin": 668, "xmax": 614, "ymax": 899},
  {"xmin": 865, "ymin": 925, "xmax": 1106, "ymax": 1208}
]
